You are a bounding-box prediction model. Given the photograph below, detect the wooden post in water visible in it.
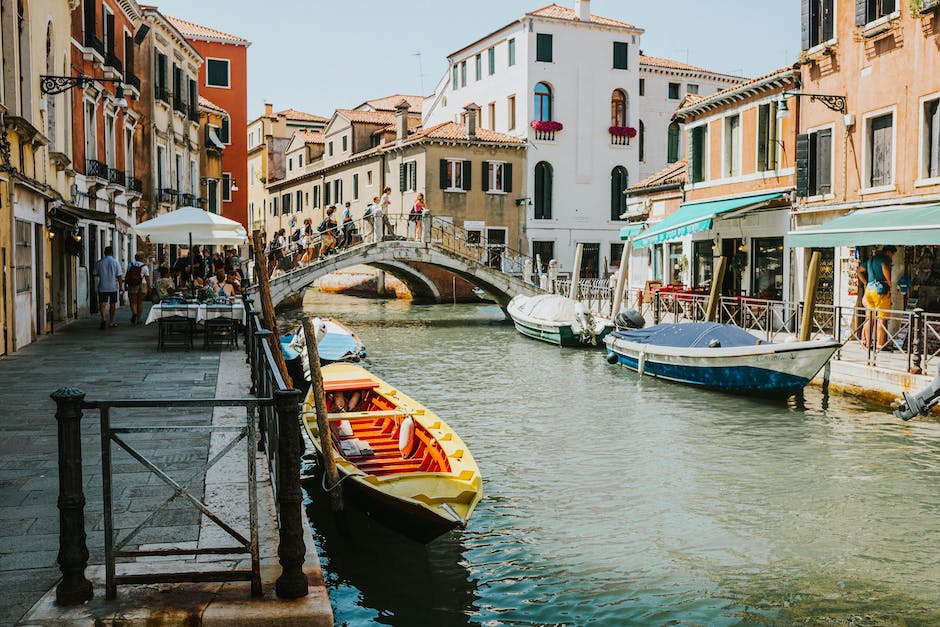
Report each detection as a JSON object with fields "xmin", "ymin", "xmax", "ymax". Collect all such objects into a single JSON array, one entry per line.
[
  {"xmin": 569, "ymin": 243, "xmax": 584, "ymax": 300},
  {"xmin": 301, "ymin": 316, "xmax": 343, "ymax": 513},
  {"xmin": 251, "ymin": 230, "xmax": 293, "ymax": 388},
  {"xmin": 705, "ymin": 256, "xmax": 729, "ymax": 322},
  {"xmin": 800, "ymin": 251, "xmax": 822, "ymax": 342},
  {"xmin": 610, "ymin": 241, "xmax": 632, "ymax": 317}
]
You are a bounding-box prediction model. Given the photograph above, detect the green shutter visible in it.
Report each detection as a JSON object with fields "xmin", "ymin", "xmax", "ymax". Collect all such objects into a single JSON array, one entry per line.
[
  {"xmin": 537, "ymin": 33, "xmax": 553, "ymax": 62},
  {"xmin": 399, "ymin": 163, "xmax": 406, "ymax": 190},
  {"xmin": 613, "ymin": 42, "xmax": 628, "ymax": 69},
  {"xmin": 504, "ymin": 163, "xmax": 513, "ymax": 193},
  {"xmin": 463, "ymin": 160, "xmax": 472, "ymax": 191},
  {"xmin": 481, "ymin": 162, "xmax": 490, "ymax": 192},
  {"xmin": 440, "ymin": 160, "xmax": 449, "ymax": 189},
  {"xmin": 795, "ymin": 133, "xmax": 810, "ymax": 197}
]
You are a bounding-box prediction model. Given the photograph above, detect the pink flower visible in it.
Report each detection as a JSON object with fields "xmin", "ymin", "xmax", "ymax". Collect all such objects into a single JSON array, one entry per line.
[
  {"xmin": 530, "ymin": 120, "xmax": 564, "ymax": 132},
  {"xmin": 609, "ymin": 126, "xmax": 637, "ymax": 138}
]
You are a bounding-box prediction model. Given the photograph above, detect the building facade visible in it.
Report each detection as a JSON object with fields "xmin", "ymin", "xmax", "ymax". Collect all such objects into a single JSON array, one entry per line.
[{"xmin": 166, "ymin": 15, "xmax": 249, "ymax": 228}]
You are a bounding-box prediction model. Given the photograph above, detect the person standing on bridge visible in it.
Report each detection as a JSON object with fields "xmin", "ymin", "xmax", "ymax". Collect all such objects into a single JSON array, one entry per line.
[
  {"xmin": 378, "ymin": 186, "xmax": 392, "ymax": 241},
  {"xmin": 410, "ymin": 192, "xmax": 427, "ymax": 241}
]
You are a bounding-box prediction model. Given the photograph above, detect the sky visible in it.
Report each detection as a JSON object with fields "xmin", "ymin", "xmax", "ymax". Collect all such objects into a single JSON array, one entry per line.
[{"xmin": 150, "ymin": 0, "xmax": 800, "ymax": 120}]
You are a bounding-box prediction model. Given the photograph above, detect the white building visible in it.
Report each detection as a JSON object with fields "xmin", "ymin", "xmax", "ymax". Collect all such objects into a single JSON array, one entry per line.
[{"xmin": 423, "ymin": 0, "xmax": 745, "ymax": 276}]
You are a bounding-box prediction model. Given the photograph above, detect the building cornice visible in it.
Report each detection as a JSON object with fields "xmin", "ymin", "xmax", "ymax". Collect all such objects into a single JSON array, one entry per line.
[{"xmin": 674, "ymin": 69, "xmax": 798, "ymax": 121}]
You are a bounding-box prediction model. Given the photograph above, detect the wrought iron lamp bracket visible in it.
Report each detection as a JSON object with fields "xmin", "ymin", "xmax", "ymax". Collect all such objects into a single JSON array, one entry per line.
[
  {"xmin": 40, "ymin": 75, "xmax": 123, "ymax": 96},
  {"xmin": 782, "ymin": 90, "xmax": 847, "ymax": 114}
]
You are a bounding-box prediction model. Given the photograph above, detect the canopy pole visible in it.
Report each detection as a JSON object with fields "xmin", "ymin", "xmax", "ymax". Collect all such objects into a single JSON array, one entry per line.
[
  {"xmin": 610, "ymin": 241, "xmax": 632, "ymax": 317},
  {"xmin": 705, "ymin": 256, "xmax": 728, "ymax": 322},
  {"xmin": 799, "ymin": 251, "xmax": 822, "ymax": 342},
  {"xmin": 302, "ymin": 317, "xmax": 343, "ymax": 513},
  {"xmin": 569, "ymin": 243, "xmax": 584, "ymax": 301}
]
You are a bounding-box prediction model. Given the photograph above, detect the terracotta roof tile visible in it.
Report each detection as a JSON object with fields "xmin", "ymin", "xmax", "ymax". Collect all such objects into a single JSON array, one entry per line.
[
  {"xmin": 275, "ymin": 109, "xmax": 329, "ymax": 123},
  {"xmin": 405, "ymin": 121, "xmax": 523, "ymax": 145},
  {"xmin": 526, "ymin": 3, "xmax": 636, "ymax": 29},
  {"xmin": 198, "ymin": 95, "xmax": 226, "ymax": 114},
  {"xmin": 359, "ymin": 94, "xmax": 425, "ymax": 113},
  {"xmin": 628, "ymin": 160, "xmax": 687, "ymax": 191},
  {"xmin": 676, "ymin": 66, "xmax": 796, "ymax": 117},
  {"xmin": 640, "ymin": 54, "xmax": 741, "ymax": 78},
  {"xmin": 164, "ymin": 15, "xmax": 249, "ymax": 45},
  {"xmin": 294, "ymin": 129, "xmax": 325, "ymax": 144},
  {"xmin": 335, "ymin": 109, "xmax": 401, "ymax": 125}
]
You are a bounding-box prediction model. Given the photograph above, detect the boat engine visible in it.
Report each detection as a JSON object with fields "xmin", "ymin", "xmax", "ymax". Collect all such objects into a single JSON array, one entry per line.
[
  {"xmin": 895, "ymin": 370, "xmax": 940, "ymax": 420},
  {"xmin": 573, "ymin": 302, "xmax": 597, "ymax": 345},
  {"xmin": 615, "ymin": 309, "xmax": 646, "ymax": 330}
]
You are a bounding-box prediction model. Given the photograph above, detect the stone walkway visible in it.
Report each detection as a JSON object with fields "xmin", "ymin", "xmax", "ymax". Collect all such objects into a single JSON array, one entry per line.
[{"xmin": 0, "ymin": 306, "xmax": 220, "ymax": 625}]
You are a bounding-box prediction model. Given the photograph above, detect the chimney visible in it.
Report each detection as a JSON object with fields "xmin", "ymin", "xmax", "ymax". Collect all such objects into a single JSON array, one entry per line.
[
  {"xmin": 264, "ymin": 102, "xmax": 273, "ymax": 117},
  {"xmin": 464, "ymin": 103, "xmax": 480, "ymax": 140},
  {"xmin": 575, "ymin": 0, "xmax": 590, "ymax": 21},
  {"xmin": 395, "ymin": 99, "xmax": 411, "ymax": 143}
]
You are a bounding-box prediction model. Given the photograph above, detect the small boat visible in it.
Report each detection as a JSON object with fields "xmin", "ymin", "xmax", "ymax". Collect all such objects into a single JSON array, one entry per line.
[
  {"xmin": 302, "ymin": 363, "xmax": 482, "ymax": 543},
  {"xmin": 507, "ymin": 294, "xmax": 613, "ymax": 347},
  {"xmin": 281, "ymin": 316, "xmax": 366, "ymax": 373},
  {"xmin": 605, "ymin": 322, "xmax": 840, "ymax": 395}
]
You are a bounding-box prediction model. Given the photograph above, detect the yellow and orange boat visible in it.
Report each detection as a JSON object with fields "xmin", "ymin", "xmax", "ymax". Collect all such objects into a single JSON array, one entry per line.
[{"xmin": 301, "ymin": 363, "xmax": 482, "ymax": 543}]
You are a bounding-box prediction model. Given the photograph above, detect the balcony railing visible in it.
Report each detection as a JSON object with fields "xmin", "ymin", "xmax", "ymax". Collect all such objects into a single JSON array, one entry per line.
[
  {"xmin": 189, "ymin": 105, "xmax": 201, "ymax": 123},
  {"xmin": 155, "ymin": 85, "xmax": 169, "ymax": 104},
  {"xmin": 159, "ymin": 188, "xmax": 178, "ymax": 204},
  {"xmin": 181, "ymin": 193, "xmax": 196, "ymax": 206},
  {"xmin": 126, "ymin": 73, "xmax": 141, "ymax": 93},
  {"xmin": 83, "ymin": 33, "xmax": 104, "ymax": 56},
  {"xmin": 86, "ymin": 159, "xmax": 107, "ymax": 180},
  {"xmin": 127, "ymin": 175, "xmax": 142, "ymax": 193},
  {"xmin": 530, "ymin": 120, "xmax": 563, "ymax": 142},
  {"xmin": 104, "ymin": 53, "xmax": 123, "ymax": 75},
  {"xmin": 107, "ymin": 167, "xmax": 125, "ymax": 187},
  {"xmin": 610, "ymin": 134, "xmax": 630, "ymax": 146},
  {"xmin": 173, "ymin": 96, "xmax": 187, "ymax": 114}
]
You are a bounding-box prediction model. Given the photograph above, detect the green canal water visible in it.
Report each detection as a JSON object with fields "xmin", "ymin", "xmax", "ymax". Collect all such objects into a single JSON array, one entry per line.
[{"xmin": 281, "ymin": 290, "xmax": 940, "ymax": 626}]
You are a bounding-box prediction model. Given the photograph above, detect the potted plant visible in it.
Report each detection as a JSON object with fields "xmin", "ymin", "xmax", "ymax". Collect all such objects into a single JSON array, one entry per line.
[
  {"xmin": 911, "ymin": 0, "xmax": 940, "ymax": 14},
  {"xmin": 530, "ymin": 120, "xmax": 564, "ymax": 132},
  {"xmin": 608, "ymin": 126, "xmax": 637, "ymax": 138}
]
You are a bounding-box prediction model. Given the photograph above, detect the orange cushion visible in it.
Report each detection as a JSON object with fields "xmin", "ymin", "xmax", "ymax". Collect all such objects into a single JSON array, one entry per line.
[{"xmin": 322, "ymin": 378, "xmax": 379, "ymax": 392}]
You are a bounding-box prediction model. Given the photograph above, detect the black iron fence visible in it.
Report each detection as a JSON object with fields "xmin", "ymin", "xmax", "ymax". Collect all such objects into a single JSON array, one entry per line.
[{"xmin": 51, "ymin": 292, "xmax": 309, "ymax": 605}]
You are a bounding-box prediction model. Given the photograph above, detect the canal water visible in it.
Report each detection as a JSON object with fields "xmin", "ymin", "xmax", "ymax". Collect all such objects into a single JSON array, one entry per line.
[{"xmin": 281, "ymin": 290, "xmax": 940, "ymax": 626}]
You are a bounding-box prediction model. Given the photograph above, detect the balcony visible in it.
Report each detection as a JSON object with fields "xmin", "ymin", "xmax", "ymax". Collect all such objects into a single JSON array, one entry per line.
[
  {"xmin": 155, "ymin": 85, "xmax": 169, "ymax": 105},
  {"xmin": 189, "ymin": 105, "xmax": 201, "ymax": 123},
  {"xmin": 173, "ymin": 96, "xmax": 187, "ymax": 115},
  {"xmin": 127, "ymin": 174, "xmax": 142, "ymax": 195},
  {"xmin": 530, "ymin": 120, "xmax": 563, "ymax": 142},
  {"xmin": 159, "ymin": 188, "xmax": 178, "ymax": 204},
  {"xmin": 107, "ymin": 167, "xmax": 125, "ymax": 188},
  {"xmin": 85, "ymin": 159, "xmax": 108, "ymax": 182},
  {"xmin": 180, "ymin": 193, "xmax": 196, "ymax": 206},
  {"xmin": 103, "ymin": 53, "xmax": 123, "ymax": 80},
  {"xmin": 82, "ymin": 33, "xmax": 104, "ymax": 61},
  {"xmin": 125, "ymin": 73, "xmax": 141, "ymax": 95},
  {"xmin": 609, "ymin": 126, "xmax": 637, "ymax": 146}
]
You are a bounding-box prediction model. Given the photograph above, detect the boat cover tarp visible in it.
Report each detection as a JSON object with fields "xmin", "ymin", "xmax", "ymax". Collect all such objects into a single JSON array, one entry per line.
[
  {"xmin": 511, "ymin": 294, "xmax": 578, "ymax": 323},
  {"xmin": 611, "ymin": 322, "xmax": 765, "ymax": 348}
]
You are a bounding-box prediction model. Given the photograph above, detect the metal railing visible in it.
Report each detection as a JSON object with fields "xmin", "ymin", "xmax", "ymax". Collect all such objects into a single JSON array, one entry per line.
[
  {"xmin": 107, "ymin": 167, "xmax": 125, "ymax": 187},
  {"xmin": 428, "ymin": 215, "xmax": 534, "ymax": 276},
  {"xmin": 86, "ymin": 159, "xmax": 107, "ymax": 180},
  {"xmin": 555, "ymin": 278, "xmax": 614, "ymax": 316},
  {"xmin": 50, "ymin": 292, "xmax": 309, "ymax": 606}
]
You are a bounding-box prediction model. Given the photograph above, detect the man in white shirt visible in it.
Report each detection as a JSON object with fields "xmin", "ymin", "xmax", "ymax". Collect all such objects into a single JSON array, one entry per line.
[{"xmin": 376, "ymin": 187, "xmax": 392, "ymax": 242}]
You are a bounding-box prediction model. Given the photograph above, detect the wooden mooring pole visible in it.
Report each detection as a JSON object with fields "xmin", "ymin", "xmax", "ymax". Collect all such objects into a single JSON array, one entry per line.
[
  {"xmin": 610, "ymin": 241, "xmax": 632, "ymax": 317},
  {"xmin": 569, "ymin": 243, "xmax": 584, "ymax": 300},
  {"xmin": 800, "ymin": 251, "xmax": 822, "ymax": 342},
  {"xmin": 705, "ymin": 256, "xmax": 729, "ymax": 322},
  {"xmin": 251, "ymin": 230, "xmax": 292, "ymax": 388},
  {"xmin": 302, "ymin": 317, "xmax": 344, "ymax": 513}
]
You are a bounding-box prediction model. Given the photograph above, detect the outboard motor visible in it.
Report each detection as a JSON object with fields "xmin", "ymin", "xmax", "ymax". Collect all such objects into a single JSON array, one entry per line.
[
  {"xmin": 895, "ymin": 370, "xmax": 940, "ymax": 420},
  {"xmin": 615, "ymin": 309, "xmax": 646, "ymax": 330}
]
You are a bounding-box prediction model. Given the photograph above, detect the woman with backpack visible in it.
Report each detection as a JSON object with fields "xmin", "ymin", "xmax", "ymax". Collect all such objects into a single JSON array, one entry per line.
[
  {"xmin": 317, "ymin": 206, "xmax": 339, "ymax": 258},
  {"xmin": 124, "ymin": 253, "xmax": 150, "ymax": 325}
]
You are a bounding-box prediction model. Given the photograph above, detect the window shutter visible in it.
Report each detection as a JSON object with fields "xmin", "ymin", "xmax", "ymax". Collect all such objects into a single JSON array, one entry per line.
[
  {"xmin": 871, "ymin": 116, "xmax": 892, "ymax": 187},
  {"xmin": 856, "ymin": 0, "xmax": 869, "ymax": 26},
  {"xmin": 106, "ymin": 12, "xmax": 115, "ymax": 55},
  {"xmin": 504, "ymin": 163, "xmax": 513, "ymax": 193},
  {"xmin": 822, "ymin": 0, "xmax": 834, "ymax": 40},
  {"xmin": 544, "ymin": 166, "xmax": 552, "ymax": 219},
  {"xmin": 817, "ymin": 129, "xmax": 832, "ymax": 194},
  {"xmin": 613, "ymin": 42, "xmax": 628, "ymax": 69},
  {"xmin": 481, "ymin": 162, "xmax": 490, "ymax": 192},
  {"xmin": 929, "ymin": 101, "xmax": 940, "ymax": 178},
  {"xmin": 463, "ymin": 160, "xmax": 472, "ymax": 190},
  {"xmin": 399, "ymin": 163, "xmax": 406, "ymax": 190},
  {"xmin": 801, "ymin": 0, "xmax": 811, "ymax": 50},
  {"xmin": 757, "ymin": 106, "xmax": 769, "ymax": 171},
  {"xmin": 125, "ymin": 33, "xmax": 134, "ymax": 74},
  {"xmin": 537, "ymin": 34, "xmax": 552, "ymax": 62},
  {"xmin": 439, "ymin": 159, "xmax": 448, "ymax": 189},
  {"xmin": 796, "ymin": 133, "xmax": 810, "ymax": 197}
]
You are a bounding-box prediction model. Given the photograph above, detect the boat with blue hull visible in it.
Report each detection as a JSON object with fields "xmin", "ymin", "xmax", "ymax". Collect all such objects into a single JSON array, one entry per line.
[
  {"xmin": 604, "ymin": 322, "xmax": 840, "ymax": 395},
  {"xmin": 281, "ymin": 318, "xmax": 366, "ymax": 388}
]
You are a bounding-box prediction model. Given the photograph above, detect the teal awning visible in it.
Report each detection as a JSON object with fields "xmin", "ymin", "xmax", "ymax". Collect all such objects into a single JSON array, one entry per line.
[
  {"xmin": 619, "ymin": 223, "xmax": 646, "ymax": 240},
  {"xmin": 788, "ymin": 204, "xmax": 940, "ymax": 248},
  {"xmin": 633, "ymin": 192, "xmax": 786, "ymax": 249}
]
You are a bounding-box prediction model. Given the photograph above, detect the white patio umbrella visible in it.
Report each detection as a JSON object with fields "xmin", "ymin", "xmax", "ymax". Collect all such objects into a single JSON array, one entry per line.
[{"xmin": 133, "ymin": 206, "xmax": 248, "ymax": 246}]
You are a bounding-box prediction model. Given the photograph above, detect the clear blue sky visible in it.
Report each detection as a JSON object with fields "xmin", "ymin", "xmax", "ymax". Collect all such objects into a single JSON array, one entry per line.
[{"xmin": 151, "ymin": 0, "xmax": 799, "ymax": 120}]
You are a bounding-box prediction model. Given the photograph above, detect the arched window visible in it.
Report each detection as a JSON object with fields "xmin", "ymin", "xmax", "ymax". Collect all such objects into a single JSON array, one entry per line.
[
  {"xmin": 611, "ymin": 89, "xmax": 627, "ymax": 127},
  {"xmin": 534, "ymin": 82, "xmax": 552, "ymax": 122},
  {"xmin": 534, "ymin": 161, "xmax": 553, "ymax": 219},
  {"xmin": 667, "ymin": 122, "xmax": 680, "ymax": 163},
  {"xmin": 611, "ymin": 166, "xmax": 629, "ymax": 221},
  {"xmin": 638, "ymin": 120, "xmax": 645, "ymax": 162}
]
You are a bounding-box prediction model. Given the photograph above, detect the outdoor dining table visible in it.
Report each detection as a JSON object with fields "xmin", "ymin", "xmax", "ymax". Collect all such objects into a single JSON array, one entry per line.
[{"xmin": 145, "ymin": 301, "xmax": 247, "ymax": 325}]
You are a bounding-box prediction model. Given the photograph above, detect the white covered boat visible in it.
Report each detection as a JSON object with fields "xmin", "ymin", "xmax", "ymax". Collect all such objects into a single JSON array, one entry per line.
[{"xmin": 507, "ymin": 294, "xmax": 613, "ymax": 347}]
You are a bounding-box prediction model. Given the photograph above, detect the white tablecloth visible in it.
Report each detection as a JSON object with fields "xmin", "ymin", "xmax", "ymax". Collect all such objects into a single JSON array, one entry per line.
[{"xmin": 146, "ymin": 303, "xmax": 246, "ymax": 325}]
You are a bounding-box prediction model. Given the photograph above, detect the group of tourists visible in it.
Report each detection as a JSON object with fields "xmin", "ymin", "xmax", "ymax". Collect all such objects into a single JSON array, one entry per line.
[{"xmin": 91, "ymin": 245, "xmax": 244, "ymax": 329}]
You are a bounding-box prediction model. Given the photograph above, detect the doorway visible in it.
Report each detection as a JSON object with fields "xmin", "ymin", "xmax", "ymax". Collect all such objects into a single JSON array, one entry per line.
[
  {"xmin": 579, "ymin": 243, "xmax": 600, "ymax": 279},
  {"xmin": 722, "ymin": 238, "xmax": 743, "ymax": 296}
]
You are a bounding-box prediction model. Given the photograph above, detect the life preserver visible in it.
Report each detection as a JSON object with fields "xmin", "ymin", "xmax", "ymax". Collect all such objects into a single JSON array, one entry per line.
[{"xmin": 398, "ymin": 416, "xmax": 417, "ymax": 458}]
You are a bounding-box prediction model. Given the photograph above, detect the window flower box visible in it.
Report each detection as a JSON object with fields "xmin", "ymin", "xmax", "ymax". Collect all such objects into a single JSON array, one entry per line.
[
  {"xmin": 530, "ymin": 120, "xmax": 563, "ymax": 141},
  {"xmin": 609, "ymin": 125, "xmax": 637, "ymax": 146}
]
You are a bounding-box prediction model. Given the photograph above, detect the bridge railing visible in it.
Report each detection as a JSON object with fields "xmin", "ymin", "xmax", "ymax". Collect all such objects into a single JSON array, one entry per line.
[{"xmin": 428, "ymin": 215, "xmax": 535, "ymax": 278}]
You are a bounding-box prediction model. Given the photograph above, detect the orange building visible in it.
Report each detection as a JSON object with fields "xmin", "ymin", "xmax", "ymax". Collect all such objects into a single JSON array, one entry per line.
[
  {"xmin": 790, "ymin": 1, "xmax": 940, "ymax": 313},
  {"xmin": 165, "ymin": 15, "xmax": 250, "ymax": 229}
]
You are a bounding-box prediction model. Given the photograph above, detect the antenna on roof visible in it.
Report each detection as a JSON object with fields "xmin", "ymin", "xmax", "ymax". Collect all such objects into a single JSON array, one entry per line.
[{"xmin": 412, "ymin": 52, "xmax": 425, "ymax": 95}]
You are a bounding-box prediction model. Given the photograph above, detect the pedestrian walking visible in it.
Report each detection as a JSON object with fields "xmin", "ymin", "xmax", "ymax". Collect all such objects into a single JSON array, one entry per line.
[
  {"xmin": 318, "ymin": 206, "xmax": 339, "ymax": 257},
  {"xmin": 410, "ymin": 192, "xmax": 427, "ymax": 241},
  {"xmin": 124, "ymin": 253, "xmax": 150, "ymax": 325},
  {"xmin": 363, "ymin": 197, "xmax": 379, "ymax": 240},
  {"xmin": 378, "ymin": 187, "xmax": 392, "ymax": 240},
  {"xmin": 93, "ymin": 245, "xmax": 124, "ymax": 329},
  {"xmin": 340, "ymin": 202, "xmax": 356, "ymax": 248}
]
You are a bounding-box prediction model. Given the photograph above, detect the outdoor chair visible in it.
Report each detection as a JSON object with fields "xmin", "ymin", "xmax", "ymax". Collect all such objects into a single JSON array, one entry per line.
[
  {"xmin": 204, "ymin": 304, "xmax": 239, "ymax": 350},
  {"xmin": 157, "ymin": 304, "xmax": 197, "ymax": 351}
]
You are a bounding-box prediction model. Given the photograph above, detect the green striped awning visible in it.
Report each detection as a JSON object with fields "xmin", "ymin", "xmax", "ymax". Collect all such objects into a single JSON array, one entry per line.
[
  {"xmin": 788, "ymin": 204, "xmax": 940, "ymax": 248},
  {"xmin": 633, "ymin": 192, "xmax": 786, "ymax": 249},
  {"xmin": 619, "ymin": 223, "xmax": 646, "ymax": 240}
]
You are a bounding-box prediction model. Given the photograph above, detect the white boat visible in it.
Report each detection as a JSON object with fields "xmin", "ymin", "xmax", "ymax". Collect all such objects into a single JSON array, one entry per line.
[
  {"xmin": 507, "ymin": 294, "xmax": 613, "ymax": 347},
  {"xmin": 605, "ymin": 322, "xmax": 840, "ymax": 395}
]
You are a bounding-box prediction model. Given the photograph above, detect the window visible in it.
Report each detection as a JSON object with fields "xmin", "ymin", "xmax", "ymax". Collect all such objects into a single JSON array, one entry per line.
[
  {"xmin": 652, "ymin": 244, "xmax": 663, "ymax": 281},
  {"xmin": 488, "ymin": 47, "xmax": 495, "ymax": 75},
  {"xmin": 639, "ymin": 121, "xmax": 645, "ymax": 162},
  {"xmin": 190, "ymin": 159, "xmax": 197, "ymax": 194},
  {"xmin": 460, "ymin": 60, "xmax": 467, "ymax": 87},
  {"xmin": 483, "ymin": 161, "xmax": 512, "ymax": 193},
  {"xmin": 639, "ymin": 78, "xmax": 645, "ymax": 96},
  {"xmin": 401, "ymin": 160, "xmax": 417, "ymax": 191},
  {"xmin": 155, "ymin": 52, "xmax": 168, "ymax": 101},
  {"xmin": 757, "ymin": 102, "xmax": 779, "ymax": 172},
  {"xmin": 272, "ymin": 195, "xmax": 277, "ymax": 215},
  {"xmin": 536, "ymin": 33, "xmax": 552, "ymax": 62},
  {"xmin": 534, "ymin": 161, "xmax": 553, "ymax": 219},
  {"xmin": 220, "ymin": 115, "xmax": 230, "ymax": 144},
  {"xmin": 206, "ymin": 58, "xmax": 230, "ymax": 87},
  {"xmin": 156, "ymin": 144, "xmax": 166, "ymax": 189},
  {"xmin": 687, "ymin": 84, "xmax": 699, "ymax": 95},
  {"xmin": 508, "ymin": 95, "xmax": 516, "ymax": 130},
  {"xmin": 532, "ymin": 241, "xmax": 554, "ymax": 272},
  {"xmin": 866, "ymin": 112, "xmax": 894, "ymax": 188},
  {"xmin": 488, "ymin": 102, "xmax": 496, "ymax": 130},
  {"xmin": 613, "ymin": 42, "xmax": 629, "ymax": 69},
  {"xmin": 342, "ymin": 135, "xmax": 348, "ymax": 152},
  {"xmin": 690, "ymin": 125, "xmax": 708, "ymax": 183},
  {"xmin": 208, "ymin": 179, "xmax": 219, "ymax": 213},
  {"xmin": 797, "ymin": 128, "xmax": 832, "ymax": 196},
  {"xmin": 188, "ymin": 78, "xmax": 198, "ymax": 117},
  {"xmin": 693, "ymin": 241, "xmax": 713, "ymax": 288},
  {"xmin": 611, "ymin": 89, "xmax": 627, "ymax": 126},
  {"xmin": 534, "ymin": 82, "xmax": 552, "ymax": 121},
  {"xmin": 610, "ymin": 166, "xmax": 629, "ymax": 221},
  {"xmin": 299, "ymin": 154, "xmax": 304, "ymax": 167},
  {"xmin": 669, "ymin": 242, "xmax": 684, "ymax": 285},
  {"xmin": 668, "ymin": 83, "xmax": 680, "ymax": 100},
  {"xmin": 84, "ymin": 100, "xmax": 97, "ymax": 160},
  {"xmin": 452, "ymin": 64, "xmax": 458, "ymax": 90},
  {"xmin": 334, "ymin": 179, "xmax": 343, "ymax": 203},
  {"xmin": 281, "ymin": 192, "xmax": 291, "ymax": 215},
  {"xmin": 752, "ymin": 237, "xmax": 784, "ymax": 300},
  {"xmin": 724, "ymin": 114, "xmax": 741, "ymax": 178},
  {"xmin": 803, "ymin": 0, "xmax": 834, "ymax": 49},
  {"xmin": 475, "ymin": 54, "xmax": 482, "ymax": 80},
  {"xmin": 222, "ymin": 172, "xmax": 232, "ymax": 201},
  {"xmin": 175, "ymin": 152, "xmax": 183, "ymax": 191},
  {"xmin": 313, "ymin": 184, "xmax": 320, "ymax": 208},
  {"xmin": 367, "ymin": 170, "xmax": 373, "ymax": 186},
  {"xmin": 353, "ymin": 173, "xmax": 359, "ymax": 200},
  {"xmin": 14, "ymin": 220, "xmax": 32, "ymax": 294},
  {"xmin": 923, "ymin": 97, "xmax": 940, "ymax": 180},
  {"xmin": 667, "ymin": 122, "xmax": 680, "ymax": 164},
  {"xmin": 328, "ymin": 141, "xmax": 333, "ymax": 157},
  {"xmin": 324, "ymin": 181, "xmax": 331, "ymax": 205},
  {"xmin": 610, "ymin": 243, "xmax": 625, "ymax": 268},
  {"xmin": 296, "ymin": 190, "xmax": 303, "ymax": 212},
  {"xmin": 103, "ymin": 7, "xmax": 114, "ymax": 58},
  {"xmin": 858, "ymin": 0, "xmax": 896, "ymax": 26},
  {"xmin": 288, "ymin": 157, "xmax": 293, "ymax": 172},
  {"xmin": 508, "ymin": 38, "xmax": 516, "ymax": 66},
  {"xmin": 104, "ymin": 113, "xmax": 116, "ymax": 167},
  {"xmin": 440, "ymin": 159, "xmax": 470, "ymax": 191},
  {"xmin": 126, "ymin": 128, "xmax": 135, "ymax": 177}
]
